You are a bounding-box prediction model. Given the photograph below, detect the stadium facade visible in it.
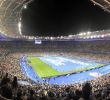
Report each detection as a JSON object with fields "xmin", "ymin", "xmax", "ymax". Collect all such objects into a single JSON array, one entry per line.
[
  {"xmin": 0, "ymin": 0, "xmax": 33, "ymax": 37},
  {"xmin": 90, "ymin": 0, "xmax": 110, "ymax": 13}
]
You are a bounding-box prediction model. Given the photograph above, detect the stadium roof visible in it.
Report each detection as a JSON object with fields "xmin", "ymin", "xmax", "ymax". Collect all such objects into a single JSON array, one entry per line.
[
  {"xmin": 0, "ymin": 0, "xmax": 33, "ymax": 37},
  {"xmin": 90, "ymin": 0, "xmax": 110, "ymax": 13},
  {"xmin": 0, "ymin": 0, "xmax": 110, "ymax": 37}
]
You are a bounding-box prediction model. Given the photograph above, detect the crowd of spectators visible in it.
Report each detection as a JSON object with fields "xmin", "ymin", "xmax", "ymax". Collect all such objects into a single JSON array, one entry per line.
[
  {"xmin": 0, "ymin": 40, "xmax": 110, "ymax": 100},
  {"xmin": 1, "ymin": 72, "xmax": 110, "ymax": 100}
]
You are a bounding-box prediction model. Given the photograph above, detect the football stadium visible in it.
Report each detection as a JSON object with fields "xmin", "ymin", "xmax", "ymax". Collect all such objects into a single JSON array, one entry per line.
[{"xmin": 1, "ymin": 0, "xmax": 110, "ymax": 100}]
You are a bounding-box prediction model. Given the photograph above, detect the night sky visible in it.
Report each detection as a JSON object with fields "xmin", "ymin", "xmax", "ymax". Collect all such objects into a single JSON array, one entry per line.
[{"xmin": 22, "ymin": 0, "xmax": 110, "ymax": 36}]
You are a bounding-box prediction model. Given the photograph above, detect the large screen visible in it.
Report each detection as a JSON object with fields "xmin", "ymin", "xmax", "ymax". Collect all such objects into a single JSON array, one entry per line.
[{"xmin": 35, "ymin": 39, "xmax": 42, "ymax": 44}]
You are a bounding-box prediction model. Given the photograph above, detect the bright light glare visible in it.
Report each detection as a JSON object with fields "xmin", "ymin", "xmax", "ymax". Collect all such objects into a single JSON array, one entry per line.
[
  {"xmin": 87, "ymin": 31, "xmax": 91, "ymax": 35},
  {"xmin": 23, "ymin": 5, "xmax": 27, "ymax": 9},
  {"xmin": 18, "ymin": 21, "xmax": 22, "ymax": 35}
]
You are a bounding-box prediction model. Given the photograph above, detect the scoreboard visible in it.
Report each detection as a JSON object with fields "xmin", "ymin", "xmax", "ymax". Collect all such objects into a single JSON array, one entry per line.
[{"xmin": 35, "ymin": 39, "xmax": 42, "ymax": 44}]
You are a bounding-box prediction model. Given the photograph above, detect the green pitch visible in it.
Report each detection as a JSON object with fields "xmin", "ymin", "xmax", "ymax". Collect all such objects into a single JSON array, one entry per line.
[
  {"xmin": 28, "ymin": 56, "xmax": 69, "ymax": 78},
  {"xmin": 28, "ymin": 56, "xmax": 60, "ymax": 78},
  {"xmin": 27, "ymin": 56, "xmax": 105, "ymax": 78}
]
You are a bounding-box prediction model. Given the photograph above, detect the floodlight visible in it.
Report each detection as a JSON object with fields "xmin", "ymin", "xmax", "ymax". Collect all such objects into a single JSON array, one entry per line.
[
  {"xmin": 18, "ymin": 21, "xmax": 22, "ymax": 35},
  {"xmin": 23, "ymin": 5, "xmax": 27, "ymax": 9}
]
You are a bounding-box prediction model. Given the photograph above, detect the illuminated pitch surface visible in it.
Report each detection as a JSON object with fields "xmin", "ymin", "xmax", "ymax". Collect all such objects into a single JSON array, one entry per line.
[{"xmin": 28, "ymin": 56, "xmax": 104, "ymax": 78}]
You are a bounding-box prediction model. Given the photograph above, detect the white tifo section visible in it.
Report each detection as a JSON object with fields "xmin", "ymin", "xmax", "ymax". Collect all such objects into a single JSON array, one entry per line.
[
  {"xmin": 45, "ymin": 57, "xmax": 90, "ymax": 66},
  {"xmin": 60, "ymin": 57, "xmax": 90, "ymax": 66},
  {"xmin": 89, "ymin": 72, "xmax": 102, "ymax": 77},
  {"xmin": 46, "ymin": 58, "xmax": 65, "ymax": 66}
]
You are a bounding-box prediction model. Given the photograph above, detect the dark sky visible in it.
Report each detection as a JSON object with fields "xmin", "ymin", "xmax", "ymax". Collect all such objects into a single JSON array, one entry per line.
[{"xmin": 22, "ymin": 0, "xmax": 110, "ymax": 36}]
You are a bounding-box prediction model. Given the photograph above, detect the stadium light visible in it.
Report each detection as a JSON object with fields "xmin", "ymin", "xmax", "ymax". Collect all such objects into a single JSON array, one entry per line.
[
  {"xmin": 23, "ymin": 5, "xmax": 27, "ymax": 9},
  {"xmin": 83, "ymin": 32, "xmax": 86, "ymax": 35},
  {"xmin": 68, "ymin": 35, "xmax": 73, "ymax": 38},
  {"xmin": 18, "ymin": 21, "xmax": 22, "ymax": 35},
  {"xmin": 79, "ymin": 33, "xmax": 83, "ymax": 36},
  {"xmin": 50, "ymin": 37, "xmax": 53, "ymax": 40},
  {"xmin": 87, "ymin": 31, "xmax": 91, "ymax": 35},
  {"xmin": 90, "ymin": 36, "xmax": 93, "ymax": 39},
  {"xmin": 101, "ymin": 35, "xmax": 105, "ymax": 38},
  {"xmin": 20, "ymin": 18, "xmax": 22, "ymax": 21}
]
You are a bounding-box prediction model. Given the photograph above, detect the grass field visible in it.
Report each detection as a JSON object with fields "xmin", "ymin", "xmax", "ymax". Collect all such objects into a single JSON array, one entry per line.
[{"xmin": 27, "ymin": 56, "xmax": 105, "ymax": 78}]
